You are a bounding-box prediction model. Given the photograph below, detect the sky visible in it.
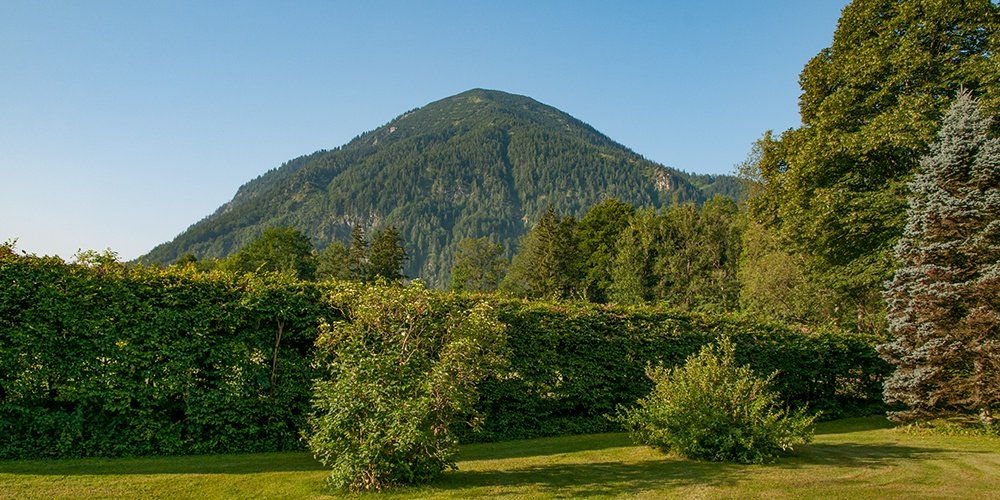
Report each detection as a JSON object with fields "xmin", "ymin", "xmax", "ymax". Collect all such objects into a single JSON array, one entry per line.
[{"xmin": 1, "ymin": 0, "xmax": 850, "ymax": 261}]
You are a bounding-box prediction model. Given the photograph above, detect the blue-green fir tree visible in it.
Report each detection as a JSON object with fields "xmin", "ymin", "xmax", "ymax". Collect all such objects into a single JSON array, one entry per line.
[{"xmin": 879, "ymin": 91, "xmax": 1000, "ymax": 426}]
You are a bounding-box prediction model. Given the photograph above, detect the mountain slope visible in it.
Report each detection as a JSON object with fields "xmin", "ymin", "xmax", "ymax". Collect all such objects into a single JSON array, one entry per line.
[{"xmin": 143, "ymin": 89, "xmax": 735, "ymax": 286}]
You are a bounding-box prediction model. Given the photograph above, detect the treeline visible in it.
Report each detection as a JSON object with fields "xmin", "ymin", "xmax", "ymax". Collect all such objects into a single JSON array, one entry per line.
[
  {"xmin": 0, "ymin": 247, "xmax": 887, "ymax": 459},
  {"xmin": 172, "ymin": 196, "xmax": 743, "ymax": 313}
]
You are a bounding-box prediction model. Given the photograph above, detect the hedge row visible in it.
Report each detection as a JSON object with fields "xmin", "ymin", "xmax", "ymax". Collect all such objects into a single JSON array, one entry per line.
[
  {"xmin": 469, "ymin": 300, "xmax": 888, "ymax": 442},
  {"xmin": 0, "ymin": 253, "xmax": 332, "ymax": 458},
  {"xmin": 0, "ymin": 251, "xmax": 890, "ymax": 458}
]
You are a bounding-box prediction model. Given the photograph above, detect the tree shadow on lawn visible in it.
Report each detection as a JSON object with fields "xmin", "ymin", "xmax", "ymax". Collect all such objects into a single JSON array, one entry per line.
[
  {"xmin": 434, "ymin": 458, "xmax": 747, "ymax": 497},
  {"xmin": 784, "ymin": 441, "xmax": 951, "ymax": 469},
  {"xmin": 458, "ymin": 433, "xmax": 634, "ymax": 462},
  {"xmin": 435, "ymin": 436, "xmax": 959, "ymax": 496},
  {"xmin": 813, "ymin": 416, "xmax": 895, "ymax": 435},
  {"xmin": 0, "ymin": 451, "xmax": 326, "ymax": 476}
]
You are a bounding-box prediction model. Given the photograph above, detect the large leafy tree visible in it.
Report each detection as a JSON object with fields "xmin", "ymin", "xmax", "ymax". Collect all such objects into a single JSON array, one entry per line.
[
  {"xmin": 654, "ymin": 196, "xmax": 742, "ymax": 312},
  {"xmin": 610, "ymin": 198, "xmax": 742, "ymax": 311},
  {"xmin": 220, "ymin": 227, "xmax": 317, "ymax": 280},
  {"xmin": 745, "ymin": 0, "xmax": 1000, "ymax": 330},
  {"xmin": 878, "ymin": 92, "xmax": 1000, "ymax": 426},
  {"xmin": 367, "ymin": 226, "xmax": 407, "ymax": 283},
  {"xmin": 574, "ymin": 198, "xmax": 635, "ymax": 303}
]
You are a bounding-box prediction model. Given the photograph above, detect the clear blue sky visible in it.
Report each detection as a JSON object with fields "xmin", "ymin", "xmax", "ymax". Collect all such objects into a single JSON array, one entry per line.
[{"xmin": 1, "ymin": 0, "xmax": 849, "ymax": 260}]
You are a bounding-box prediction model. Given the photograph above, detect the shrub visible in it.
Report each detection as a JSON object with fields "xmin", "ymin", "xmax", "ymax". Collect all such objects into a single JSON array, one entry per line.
[
  {"xmin": 618, "ymin": 337, "xmax": 815, "ymax": 464},
  {"xmin": 304, "ymin": 282, "xmax": 506, "ymax": 492}
]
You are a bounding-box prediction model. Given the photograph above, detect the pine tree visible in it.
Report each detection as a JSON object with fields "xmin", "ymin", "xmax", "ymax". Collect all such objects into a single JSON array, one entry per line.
[
  {"xmin": 501, "ymin": 205, "xmax": 578, "ymax": 298},
  {"xmin": 347, "ymin": 226, "xmax": 369, "ymax": 281},
  {"xmin": 368, "ymin": 226, "xmax": 407, "ymax": 283},
  {"xmin": 449, "ymin": 237, "xmax": 506, "ymax": 293},
  {"xmin": 878, "ymin": 91, "xmax": 1000, "ymax": 426},
  {"xmin": 316, "ymin": 242, "xmax": 352, "ymax": 281}
]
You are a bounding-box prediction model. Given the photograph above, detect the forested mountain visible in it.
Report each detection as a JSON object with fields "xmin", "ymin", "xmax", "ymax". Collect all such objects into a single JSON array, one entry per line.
[{"xmin": 142, "ymin": 89, "xmax": 737, "ymax": 286}]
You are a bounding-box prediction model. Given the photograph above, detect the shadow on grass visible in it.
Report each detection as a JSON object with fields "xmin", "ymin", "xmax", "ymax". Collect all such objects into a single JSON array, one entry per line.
[
  {"xmin": 0, "ymin": 451, "xmax": 326, "ymax": 476},
  {"xmin": 814, "ymin": 416, "xmax": 895, "ymax": 435},
  {"xmin": 784, "ymin": 441, "xmax": 970, "ymax": 469},
  {"xmin": 433, "ymin": 458, "xmax": 745, "ymax": 497},
  {"xmin": 458, "ymin": 433, "xmax": 633, "ymax": 462}
]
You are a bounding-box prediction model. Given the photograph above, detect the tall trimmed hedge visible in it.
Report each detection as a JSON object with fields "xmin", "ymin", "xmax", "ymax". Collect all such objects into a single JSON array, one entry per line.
[
  {"xmin": 462, "ymin": 300, "xmax": 888, "ymax": 442},
  {"xmin": 0, "ymin": 250, "xmax": 889, "ymax": 458},
  {"xmin": 0, "ymin": 252, "xmax": 335, "ymax": 458}
]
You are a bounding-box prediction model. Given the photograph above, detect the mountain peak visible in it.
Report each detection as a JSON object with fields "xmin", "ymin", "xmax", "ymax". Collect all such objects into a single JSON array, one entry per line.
[{"xmin": 142, "ymin": 90, "xmax": 739, "ymax": 285}]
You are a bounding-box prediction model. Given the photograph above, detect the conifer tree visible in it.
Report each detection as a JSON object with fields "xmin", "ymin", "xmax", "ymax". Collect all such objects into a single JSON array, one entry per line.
[
  {"xmin": 347, "ymin": 226, "xmax": 368, "ymax": 281},
  {"xmin": 449, "ymin": 237, "xmax": 506, "ymax": 293},
  {"xmin": 368, "ymin": 226, "xmax": 407, "ymax": 283},
  {"xmin": 878, "ymin": 92, "xmax": 1000, "ymax": 425},
  {"xmin": 501, "ymin": 205, "xmax": 578, "ymax": 298}
]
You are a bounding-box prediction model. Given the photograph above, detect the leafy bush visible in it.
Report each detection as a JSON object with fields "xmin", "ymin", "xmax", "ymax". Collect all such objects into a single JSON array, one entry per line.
[
  {"xmin": 304, "ymin": 281, "xmax": 506, "ymax": 492},
  {"xmin": 618, "ymin": 337, "xmax": 815, "ymax": 464}
]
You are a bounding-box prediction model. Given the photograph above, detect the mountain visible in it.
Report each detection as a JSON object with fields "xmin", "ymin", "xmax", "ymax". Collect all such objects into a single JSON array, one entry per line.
[{"xmin": 142, "ymin": 89, "xmax": 740, "ymax": 286}]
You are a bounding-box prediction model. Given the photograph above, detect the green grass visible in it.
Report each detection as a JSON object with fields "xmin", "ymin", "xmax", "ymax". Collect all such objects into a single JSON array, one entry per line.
[{"xmin": 2, "ymin": 417, "xmax": 998, "ymax": 499}]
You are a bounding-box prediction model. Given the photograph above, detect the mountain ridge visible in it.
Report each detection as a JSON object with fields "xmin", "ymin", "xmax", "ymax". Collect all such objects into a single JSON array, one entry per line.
[{"xmin": 142, "ymin": 89, "xmax": 740, "ymax": 286}]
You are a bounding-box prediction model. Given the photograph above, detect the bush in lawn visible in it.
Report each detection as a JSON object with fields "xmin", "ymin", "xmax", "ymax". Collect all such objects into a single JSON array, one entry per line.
[
  {"xmin": 619, "ymin": 337, "xmax": 816, "ymax": 464},
  {"xmin": 304, "ymin": 281, "xmax": 507, "ymax": 492}
]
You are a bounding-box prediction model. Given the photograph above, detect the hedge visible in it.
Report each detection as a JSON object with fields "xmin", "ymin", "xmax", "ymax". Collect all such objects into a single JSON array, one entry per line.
[
  {"xmin": 0, "ymin": 251, "xmax": 890, "ymax": 458},
  {"xmin": 462, "ymin": 300, "xmax": 888, "ymax": 442},
  {"xmin": 0, "ymin": 252, "xmax": 333, "ymax": 458}
]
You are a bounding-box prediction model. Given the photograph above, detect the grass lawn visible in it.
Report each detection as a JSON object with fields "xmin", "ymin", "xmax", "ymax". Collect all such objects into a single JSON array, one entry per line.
[{"xmin": 2, "ymin": 417, "xmax": 998, "ymax": 499}]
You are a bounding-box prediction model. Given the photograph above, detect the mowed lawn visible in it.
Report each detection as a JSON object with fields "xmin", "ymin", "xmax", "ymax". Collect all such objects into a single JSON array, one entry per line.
[{"xmin": 2, "ymin": 417, "xmax": 998, "ymax": 499}]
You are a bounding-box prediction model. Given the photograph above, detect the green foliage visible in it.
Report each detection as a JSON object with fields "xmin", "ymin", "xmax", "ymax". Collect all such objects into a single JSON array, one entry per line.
[
  {"xmin": 574, "ymin": 198, "xmax": 635, "ymax": 302},
  {"xmin": 618, "ymin": 337, "xmax": 815, "ymax": 464},
  {"xmin": 1, "ymin": 247, "xmax": 888, "ymax": 460},
  {"xmin": 366, "ymin": 226, "xmax": 407, "ymax": 283},
  {"xmin": 315, "ymin": 241, "xmax": 351, "ymax": 281},
  {"xmin": 501, "ymin": 205, "xmax": 579, "ymax": 299},
  {"xmin": 0, "ymin": 251, "xmax": 333, "ymax": 459},
  {"xmin": 610, "ymin": 198, "xmax": 742, "ymax": 311},
  {"xmin": 304, "ymin": 282, "xmax": 506, "ymax": 491},
  {"xmin": 140, "ymin": 89, "xmax": 736, "ymax": 287},
  {"xmin": 449, "ymin": 237, "xmax": 506, "ymax": 292},
  {"xmin": 879, "ymin": 91, "xmax": 1000, "ymax": 427},
  {"xmin": 738, "ymin": 220, "xmax": 835, "ymax": 324},
  {"xmin": 220, "ymin": 227, "xmax": 318, "ymax": 280},
  {"xmin": 466, "ymin": 300, "xmax": 888, "ymax": 442},
  {"xmin": 744, "ymin": 0, "xmax": 1000, "ymax": 331}
]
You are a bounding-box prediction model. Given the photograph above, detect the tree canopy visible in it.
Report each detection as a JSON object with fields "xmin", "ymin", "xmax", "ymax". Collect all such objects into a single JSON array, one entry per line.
[{"xmin": 744, "ymin": 0, "xmax": 1000, "ymax": 330}]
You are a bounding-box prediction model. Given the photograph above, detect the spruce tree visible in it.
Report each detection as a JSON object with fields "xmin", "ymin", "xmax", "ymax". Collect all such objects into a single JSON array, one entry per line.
[
  {"xmin": 347, "ymin": 226, "xmax": 368, "ymax": 281},
  {"xmin": 449, "ymin": 237, "xmax": 506, "ymax": 293},
  {"xmin": 500, "ymin": 205, "xmax": 578, "ymax": 298},
  {"xmin": 878, "ymin": 91, "xmax": 1000, "ymax": 426},
  {"xmin": 368, "ymin": 226, "xmax": 407, "ymax": 283}
]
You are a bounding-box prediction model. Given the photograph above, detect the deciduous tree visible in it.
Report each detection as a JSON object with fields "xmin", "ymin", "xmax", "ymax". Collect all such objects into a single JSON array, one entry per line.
[{"xmin": 745, "ymin": 0, "xmax": 1000, "ymax": 330}]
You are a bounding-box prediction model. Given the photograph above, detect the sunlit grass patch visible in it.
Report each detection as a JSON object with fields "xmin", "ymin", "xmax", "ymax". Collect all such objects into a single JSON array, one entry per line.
[{"xmin": 2, "ymin": 417, "xmax": 999, "ymax": 499}]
